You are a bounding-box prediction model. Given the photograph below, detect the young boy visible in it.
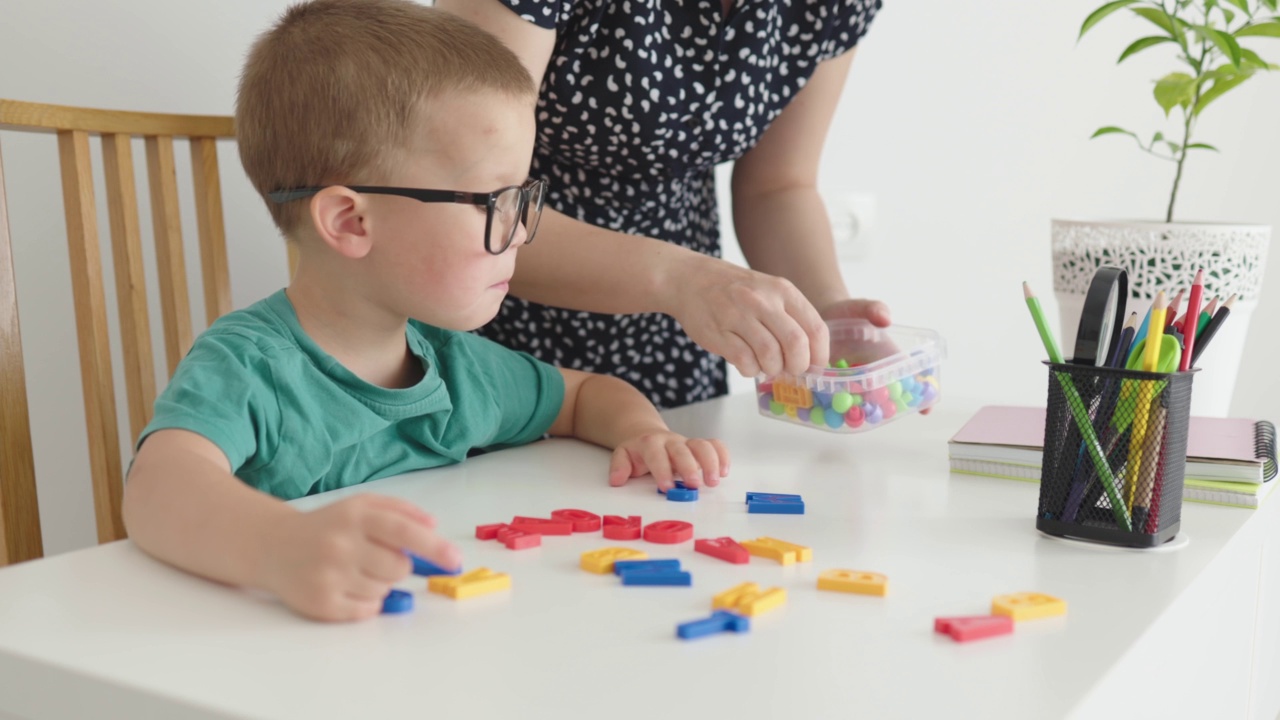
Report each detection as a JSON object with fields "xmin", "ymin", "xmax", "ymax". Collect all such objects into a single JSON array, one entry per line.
[{"xmin": 123, "ymin": 0, "xmax": 729, "ymax": 623}]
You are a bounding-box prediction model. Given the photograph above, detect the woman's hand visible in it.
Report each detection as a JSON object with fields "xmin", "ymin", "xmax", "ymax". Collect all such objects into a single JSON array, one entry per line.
[
  {"xmin": 818, "ymin": 297, "xmax": 892, "ymax": 327},
  {"xmin": 663, "ymin": 255, "xmax": 830, "ymax": 378}
]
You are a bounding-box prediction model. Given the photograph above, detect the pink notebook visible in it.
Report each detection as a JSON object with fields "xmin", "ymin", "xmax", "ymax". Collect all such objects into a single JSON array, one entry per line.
[{"xmin": 949, "ymin": 405, "xmax": 1276, "ymax": 482}]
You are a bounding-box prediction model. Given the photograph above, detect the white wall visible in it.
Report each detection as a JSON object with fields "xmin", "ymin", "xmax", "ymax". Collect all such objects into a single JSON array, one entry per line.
[{"xmin": 2, "ymin": 0, "xmax": 1277, "ymax": 557}]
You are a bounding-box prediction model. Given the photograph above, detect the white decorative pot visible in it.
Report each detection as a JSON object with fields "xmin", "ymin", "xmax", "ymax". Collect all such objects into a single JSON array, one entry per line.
[{"xmin": 1051, "ymin": 220, "xmax": 1270, "ymax": 417}]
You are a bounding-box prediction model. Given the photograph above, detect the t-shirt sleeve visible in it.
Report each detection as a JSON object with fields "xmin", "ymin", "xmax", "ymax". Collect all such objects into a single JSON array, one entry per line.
[
  {"xmin": 490, "ymin": 0, "xmax": 574, "ymax": 31},
  {"xmin": 816, "ymin": 0, "xmax": 883, "ymax": 62},
  {"xmin": 136, "ymin": 332, "xmax": 280, "ymax": 473},
  {"xmin": 440, "ymin": 331, "xmax": 565, "ymax": 450}
]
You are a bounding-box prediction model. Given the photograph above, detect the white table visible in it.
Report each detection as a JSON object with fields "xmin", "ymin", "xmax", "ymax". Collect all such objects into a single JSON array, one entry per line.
[{"xmin": 1, "ymin": 395, "xmax": 1277, "ymax": 720}]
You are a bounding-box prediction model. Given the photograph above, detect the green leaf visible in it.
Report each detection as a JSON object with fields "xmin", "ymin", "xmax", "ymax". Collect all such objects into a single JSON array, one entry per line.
[
  {"xmin": 1222, "ymin": 6, "xmax": 1237, "ymax": 25},
  {"xmin": 1264, "ymin": 0, "xmax": 1278, "ymax": 12},
  {"xmin": 1224, "ymin": 0, "xmax": 1251, "ymax": 13},
  {"xmin": 1164, "ymin": 140, "xmax": 1183, "ymax": 155},
  {"xmin": 1240, "ymin": 47, "xmax": 1280, "ymax": 69},
  {"xmin": 1236, "ymin": 20, "xmax": 1280, "ymax": 36},
  {"xmin": 1186, "ymin": 142, "xmax": 1220, "ymax": 151},
  {"xmin": 1133, "ymin": 6, "xmax": 1182, "ymax": 42},
  {"xmin": 1154, "ymin": 72, "xmax": 1197, "ymax": 115},
  {"xmin": 1199, "ymin": 25, "xmax": 1245, "ymax": 66},
  {"xmin": 1090, "ymin": 126, "xmax": 1137, "ymax": 139},
  {"xmin": 1118, "ymin": 35, "xmax": 1175, "ymax": 62},
  {"xmin": 1193, "ymin": 65, "xmax": 1256, "ymax": 115},
  {"xmin": 1080, "ymin": 0, "xmax": 1141, "ymax": 39}
]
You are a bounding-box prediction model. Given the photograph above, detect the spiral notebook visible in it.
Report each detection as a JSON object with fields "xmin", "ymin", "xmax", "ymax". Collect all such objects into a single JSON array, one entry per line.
[{"xmin": 948, "ymin": 406, "xmax": 1278, "ymax": 508}]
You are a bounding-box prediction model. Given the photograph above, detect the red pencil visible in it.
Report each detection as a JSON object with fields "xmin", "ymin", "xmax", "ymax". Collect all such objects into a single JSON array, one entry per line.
[
  {"xmin": 1165, "ymin": 288, "xmax": 1184, "ymax": 329},
  {"xmin": 1179, "ymin": 269, "xmax": 1204, "ymax": 371}
]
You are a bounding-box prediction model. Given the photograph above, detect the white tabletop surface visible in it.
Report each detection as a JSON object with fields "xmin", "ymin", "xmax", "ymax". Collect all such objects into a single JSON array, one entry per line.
[{"xmin": 0, "ymin": 394, "xmax": 1267, "ymax": 719}]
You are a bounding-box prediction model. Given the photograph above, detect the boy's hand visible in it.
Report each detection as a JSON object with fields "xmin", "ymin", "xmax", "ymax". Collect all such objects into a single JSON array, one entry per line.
[
  {"xmin": 608, "ymin": 431, "xmax": 730, "ymax": 491},
  {"xmin": 258, "ymin": 495, "xmax": 460, "ymax": 622}
]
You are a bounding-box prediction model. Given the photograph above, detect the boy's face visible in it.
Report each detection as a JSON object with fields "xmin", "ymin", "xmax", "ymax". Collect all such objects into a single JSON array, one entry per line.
[{"xmin": 362, "ymin": 90, "xmax": 537, "ymax": 330}]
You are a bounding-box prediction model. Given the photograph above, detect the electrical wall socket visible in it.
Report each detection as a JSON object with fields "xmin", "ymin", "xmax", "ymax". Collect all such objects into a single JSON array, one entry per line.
[{"xmin": 824, "ymin": 189, "xmax": 876, "ymax": 261}]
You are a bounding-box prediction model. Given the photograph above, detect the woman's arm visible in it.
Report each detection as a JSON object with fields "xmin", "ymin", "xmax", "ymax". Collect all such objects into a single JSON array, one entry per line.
[
  {"xmin": 731, "ymin": 50, "xmax": 891, "ymax": 327},
  {"xmin": 435, "ymin": 0, "xmax": 830, "ymax": 377}
]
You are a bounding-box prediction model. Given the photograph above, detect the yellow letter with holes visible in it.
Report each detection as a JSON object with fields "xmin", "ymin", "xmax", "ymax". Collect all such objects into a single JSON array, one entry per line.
[
  {"xmin": 580, "ymin": 547, "xmax": 649, "ymax": 574},
  {"xmin": 991, "ymin": 592, "xmax": 1066, "ymax": 621},
  {"xmin": 817, "ymin": 569, "xmax": 887, "ymax": 596}
]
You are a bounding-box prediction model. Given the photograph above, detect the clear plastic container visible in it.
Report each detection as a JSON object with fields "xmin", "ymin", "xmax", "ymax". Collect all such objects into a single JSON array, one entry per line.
[{"xmin": 754, "ymin": 319, "xmax": 946, "ymax": 433}]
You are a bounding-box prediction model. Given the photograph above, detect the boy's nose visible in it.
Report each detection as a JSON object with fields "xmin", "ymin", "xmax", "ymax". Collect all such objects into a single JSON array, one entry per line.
[{"xmin": 507, "ymin": 222, "xmax": 530, "ymax": 251}]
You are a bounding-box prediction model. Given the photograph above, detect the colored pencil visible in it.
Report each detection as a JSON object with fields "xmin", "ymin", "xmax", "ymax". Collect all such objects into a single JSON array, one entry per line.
[
  {"xmin": 1179, "ymin": 270, "xmax": 1204, "ymax": 371},
  {"xmin": 1190, "ymin": 294, "xmax": 1236, "ymax": 367}
]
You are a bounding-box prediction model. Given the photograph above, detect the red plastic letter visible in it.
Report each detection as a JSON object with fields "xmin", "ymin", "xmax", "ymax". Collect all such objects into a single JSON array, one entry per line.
[
  {"xmin": 643, "ymin": 520, "xmax": 694, "ymax": 544},
  {"xmin": 695, "ymin": 537, "xmax": 749, "ymax": 564},
  {"xmin": 602, "ymin": 515, "xmax": 642, "ymax": 541},
  {"xmin": 509, "ymin": 517, "xmax": 573, "ymax": 535},
  {"xmin": 550, "ymin": 509, "xmax": 603, "ymax": 533},
  {"xmin": 475, "ymin": 523, "xmax": 508, "ymax": 540}
]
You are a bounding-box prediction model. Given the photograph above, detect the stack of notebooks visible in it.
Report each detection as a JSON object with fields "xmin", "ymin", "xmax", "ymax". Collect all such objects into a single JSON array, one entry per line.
[{"xmin": 949, "ymin": 406, "xmax": 1278, "ymax": 508}]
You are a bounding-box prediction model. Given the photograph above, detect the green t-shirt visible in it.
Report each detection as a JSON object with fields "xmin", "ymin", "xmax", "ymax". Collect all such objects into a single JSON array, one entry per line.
[{"xmin": 138, "ymin": 290, "xmax": 565, "ymax": 500}]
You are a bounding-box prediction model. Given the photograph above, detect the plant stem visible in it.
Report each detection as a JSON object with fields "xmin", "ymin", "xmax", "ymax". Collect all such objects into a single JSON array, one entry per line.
[
  {"xmin": 1166, "ymin": 108, "xmax": 1193, "ymax": 222},
  {"xmin": 1167, "ymin": 25, "xmax": 1210, "ymax": 223}
]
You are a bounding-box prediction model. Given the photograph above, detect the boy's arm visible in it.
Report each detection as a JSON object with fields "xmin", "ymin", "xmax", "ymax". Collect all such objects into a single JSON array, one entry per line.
[
  {"xmin": 124, "ymin": 429, "xmax": 459, "ymax": 621},
  {"xmin": 547, "ymin": 369, "xmax": 729, "ymax": 490}
]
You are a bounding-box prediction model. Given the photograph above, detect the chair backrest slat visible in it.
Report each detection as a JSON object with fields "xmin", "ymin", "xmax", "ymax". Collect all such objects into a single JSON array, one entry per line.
[
  {"xmin": 144, "ymin": 135, "xmax": 193, "ymax": 378},
  {"xmin": 0, "ymin": 140, "xmax": 44, "ymax": 563},
  {"xmin": 191, "ymin": 137, "xmax": 231, "ymax": 325},
  {"xmin": 0, "ymin": 99, "xmax": 236, "ymax": 564},
  {"xmin": 57, "ymin": 129, "xmax": 126, "ymax": 545},
  {"xmin": 101, "ymin": 133, "xmax": 159, "ymax": 442}
]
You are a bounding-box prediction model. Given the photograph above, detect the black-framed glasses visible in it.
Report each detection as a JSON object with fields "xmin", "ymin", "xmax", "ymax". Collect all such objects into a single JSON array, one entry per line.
[{"xmin": 267, "ymin": 178, "xmax": 547, "ymax": 255}]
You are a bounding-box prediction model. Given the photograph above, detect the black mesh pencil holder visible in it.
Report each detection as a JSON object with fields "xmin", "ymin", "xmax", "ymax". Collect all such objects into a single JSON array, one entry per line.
[{"xmin": 1036, "ymin": 362, "xmax": 1195, "ymax": 548}]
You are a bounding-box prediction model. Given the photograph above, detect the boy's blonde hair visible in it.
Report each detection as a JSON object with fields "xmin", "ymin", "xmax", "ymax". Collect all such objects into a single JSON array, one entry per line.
[{"xmin": 236, "ymin": 0, "xmax": 536, "ymax": 235}]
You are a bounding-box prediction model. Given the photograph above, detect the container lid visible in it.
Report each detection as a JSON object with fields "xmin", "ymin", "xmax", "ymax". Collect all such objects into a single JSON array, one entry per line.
[{"xmin": 789, "ymin": 318, "xmax": 946, "ymax": 390}]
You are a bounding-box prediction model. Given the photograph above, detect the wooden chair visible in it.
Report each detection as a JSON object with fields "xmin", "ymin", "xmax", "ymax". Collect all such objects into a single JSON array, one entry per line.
[{"xmin": 0, "ymin": 99, "xmax": 237, "ymax": 565}]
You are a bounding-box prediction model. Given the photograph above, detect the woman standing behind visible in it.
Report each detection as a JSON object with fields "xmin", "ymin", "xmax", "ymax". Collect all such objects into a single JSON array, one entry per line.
[{"xmin": 438, "ymin": 0, "xmax": 890, "ymax": 408}]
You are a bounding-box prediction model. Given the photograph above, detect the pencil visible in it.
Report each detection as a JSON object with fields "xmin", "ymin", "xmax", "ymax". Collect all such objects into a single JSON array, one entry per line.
[
  {"xmin": 1165, "ymin": 288, "xmax": 1184, "ymax": 330},
  {"xmin": 1190, "ymin": 294, "xmax": 1236, "ymax": 367},
  {"xmin": 1179, "ymin": 270, "xmax": 1204, "ymax": 372},
  {"xmin": 1141, "ymin": 291, "xmax": 1167, "ymax": 373},
  {"xmin": 1133, "ymin": 400, "xmax": 1168, "ymax": 531},
  {"xmin": 1128, "ymin": 291, "xmax": 1167, "ymax": 512},
  {"xmin": 1195, "ymin": 296, "xmax": 1220, "ymax": 340},
  {"xmin": 1024, "ymin": 282, "xmax": 1132, "ymax": 531}
]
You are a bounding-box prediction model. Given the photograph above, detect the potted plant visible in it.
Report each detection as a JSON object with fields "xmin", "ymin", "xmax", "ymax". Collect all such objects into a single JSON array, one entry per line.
[{"xmin": 1051, "ymin": 0, "xmax": 1277, "ymax": 416}]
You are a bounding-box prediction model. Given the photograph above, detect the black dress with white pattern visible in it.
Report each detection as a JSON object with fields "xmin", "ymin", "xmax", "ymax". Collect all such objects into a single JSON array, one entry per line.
[{"xmin": 479, "ymin": 0, "xmax": 882, "ymax": 409}]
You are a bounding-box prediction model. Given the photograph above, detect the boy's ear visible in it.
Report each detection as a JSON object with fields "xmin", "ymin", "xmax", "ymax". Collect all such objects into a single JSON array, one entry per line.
[{"xmin": 309, "ymin": 187, "xmax": 372, "ymax": 259}]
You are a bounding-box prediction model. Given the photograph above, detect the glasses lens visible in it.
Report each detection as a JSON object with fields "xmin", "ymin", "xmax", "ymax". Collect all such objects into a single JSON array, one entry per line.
[
  {"xmin": 491, "ymin": 186, "xmax": 522, "ymax": 253},
  {"xmin": 524, "ymin": 180, "xmax": 546, "ymax": 245}
]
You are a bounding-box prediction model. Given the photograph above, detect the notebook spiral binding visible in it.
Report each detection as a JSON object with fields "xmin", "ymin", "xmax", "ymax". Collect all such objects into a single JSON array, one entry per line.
[{"xmin": 1258, "ymin": 421, "xmax": 1277, "ymax": 482}]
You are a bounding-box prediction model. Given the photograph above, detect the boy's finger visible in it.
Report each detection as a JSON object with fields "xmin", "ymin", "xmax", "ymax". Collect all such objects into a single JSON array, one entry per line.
[
  {"xmin": 687, "ymin": 439, "xmax": 721, "ymax": 487},
  {"xmin": 608, "ymin": 447, "xmax": 634, "ymax": 486},
  {"xmin": 712, "ymin": 439, "xmax": 731, "ymax": 477},
  {"xmin": 663, "ymin": 441, "xmax": 701, "ymax": 488},
  {"xmin": 645, "ymin": 446, "xmax": 675, "ymax": 490},
  {"xmin": 365, "ymin": 511, "xmax": 462, "ymax": 571},
  {"xmin": 345, "ymin": 571, "xmax": 393, "ymax": 603},
  {"xmin": 342, "ymin": 593, "xmax": 387, "ymax": 622},
  {"xmin": 359, "ymin": 545, "xmax": 413, "ymax": 582}
]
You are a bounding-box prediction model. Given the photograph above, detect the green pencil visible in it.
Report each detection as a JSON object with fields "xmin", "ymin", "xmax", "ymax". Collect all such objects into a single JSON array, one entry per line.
[{"xmin": 1023, "ymin": 282, "xmax": 1132, "ymax": 531}]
